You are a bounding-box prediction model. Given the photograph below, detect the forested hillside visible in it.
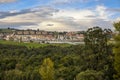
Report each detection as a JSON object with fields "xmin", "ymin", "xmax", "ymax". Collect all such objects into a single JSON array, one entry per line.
[{"xmin": 0, "ymin": 26, "xmax": 116, "ymax": 80}]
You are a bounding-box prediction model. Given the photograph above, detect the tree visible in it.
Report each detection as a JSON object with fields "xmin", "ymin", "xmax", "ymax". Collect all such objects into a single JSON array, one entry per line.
[
  {"xmin": 76, "ymin": 70, "xmax": 103, "ymax": 80},
  {"xmin": 84, "ymin": 27, "xmax": 112, "ymax": 54},
  {"xmin": 84, "ymin": 27, "xmax": 114, "ymax": 80},
  {"xmin": 113, "ymin": 21, "xmax": 120, "ymax": 79},
  {"xmin": 84, "ymin": 27, "xmax": 112, "ymax": 68},
  {"xmin": 39, "ymin": 58, "xmax": 55, "ymax": 80},
  {"xmin": 114, "ymin": 21, "xmax": 120, "ymax": 32}
]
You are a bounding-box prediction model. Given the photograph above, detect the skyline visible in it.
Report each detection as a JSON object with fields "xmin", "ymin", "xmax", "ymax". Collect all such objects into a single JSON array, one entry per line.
[{"xmin": 0, "ymin": 0, "xmax": 120, "ymax": 31}]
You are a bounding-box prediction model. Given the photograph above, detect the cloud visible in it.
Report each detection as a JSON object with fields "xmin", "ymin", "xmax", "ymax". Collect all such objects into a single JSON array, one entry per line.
[
  {"xmin": 53, "ymin": 9, "xmax": 96, "ymax": 20},
  {"xmin": 51, "ymin": 0, "xmax": 99, "ymax": 5},
  {"xmin": 0, "ymin": 0, "xmax": 16, "ymax": 3},
  {"xmin": 51, "ymin": 5, "xmax": 117, "ymax": 30},
  {"xmin": 95, "ymin": 5, "xmax": 109, "ymax": 20},
  {"xmin": 0, "ymin": 5, "xmax": 119, "ymax": 31},
  {"xmin": 0, "ymin": 21, "xmax": 37, "ymax": 29},
  {"xmin": 107, "ymin": 8, "xmax": 120, "ymax": 12},
  {"xmin": 0, "ymin": 6, "xmax": 58, "ymax": 19},
  {"xmin": 0, "ymin": 6, "xmax": 60, "ymax": 30},
  {"xmin": 47, "ymin": 24, "xmax": 54, "ymax": 26},
  {"xmin": 52, "ymin": 0, "xmax": 79, "ymax": 5}
]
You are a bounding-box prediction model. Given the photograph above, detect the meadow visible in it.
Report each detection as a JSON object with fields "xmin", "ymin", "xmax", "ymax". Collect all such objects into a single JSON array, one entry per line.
[{"xmin": 0, "ymin": 40, "xmax": 71, "ymax": 48}]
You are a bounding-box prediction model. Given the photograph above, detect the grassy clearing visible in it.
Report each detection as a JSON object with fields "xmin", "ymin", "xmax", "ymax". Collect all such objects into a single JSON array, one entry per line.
[
  {"xmin": 0, "ymin": 40, "xmax": 71, "ymax": 48},
  {"xmin": 0, "ymin": 29, "xmax": 13, "ymax": 33}
]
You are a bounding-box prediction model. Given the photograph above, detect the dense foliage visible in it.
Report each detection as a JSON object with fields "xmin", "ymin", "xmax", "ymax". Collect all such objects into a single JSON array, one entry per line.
[
  {"xmin": 0, "ymin": 43, "xmax": 85, "ymax": 80},
  {"xmin": 76, "ymin": 70, "xmax": 104, "ymax": 80},
  {"xmin": 0, "ymin": 27, "xmax": 115, "ymax": 80},
  {"xmin": 113, "ymin": 21, "xmax": 120, "ymax": 79}
]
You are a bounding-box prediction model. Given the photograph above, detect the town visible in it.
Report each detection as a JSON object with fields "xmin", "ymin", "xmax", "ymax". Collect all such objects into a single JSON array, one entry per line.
[{"xmin": 0, "ymin": 28, "xmax": 84, "ymax": 44}]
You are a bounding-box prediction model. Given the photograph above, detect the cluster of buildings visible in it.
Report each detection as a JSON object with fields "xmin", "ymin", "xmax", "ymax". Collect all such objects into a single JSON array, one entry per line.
[{"xmin": 0, "ymin": 29, "xmax": 84, "ymax": 44}]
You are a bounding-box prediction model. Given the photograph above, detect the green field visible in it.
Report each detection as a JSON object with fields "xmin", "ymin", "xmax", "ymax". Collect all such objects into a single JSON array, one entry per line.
[
  {"xmin": 0, "ymin": 28, "xmax": 14, "ymax": 33},
  {"xmin": 0, "ymin": 40, "xmax": 71, "ymax": 48}
]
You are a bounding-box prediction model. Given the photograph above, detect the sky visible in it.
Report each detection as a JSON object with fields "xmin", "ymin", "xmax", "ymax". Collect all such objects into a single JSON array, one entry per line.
[{"xmin": 0, "ymin": 0, "xmax": 120, "ymax": 31}]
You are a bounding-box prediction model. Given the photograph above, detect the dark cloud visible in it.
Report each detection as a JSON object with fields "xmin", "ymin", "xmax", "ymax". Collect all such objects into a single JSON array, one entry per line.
[
  {"xmin": 0, "ymin": 22, "xmax": 37, "ymax": 29},
  {"xmin": 107, "ymin": 8, "xmax": 120, "ymax": 12},
  {"xmin": 85, "ymin": 15, "xmax": 97, "ymax": 18},
  {"xmin": 0, "ymin": 6, "xmax": 59, "ymax": 19},
  {"xmin": 47, "ymin": 24, "xmax": 54, "ymax": 26},
  {"xmin": 0, "ymin": 10, "xmax": 28, "ymax": 18}
]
